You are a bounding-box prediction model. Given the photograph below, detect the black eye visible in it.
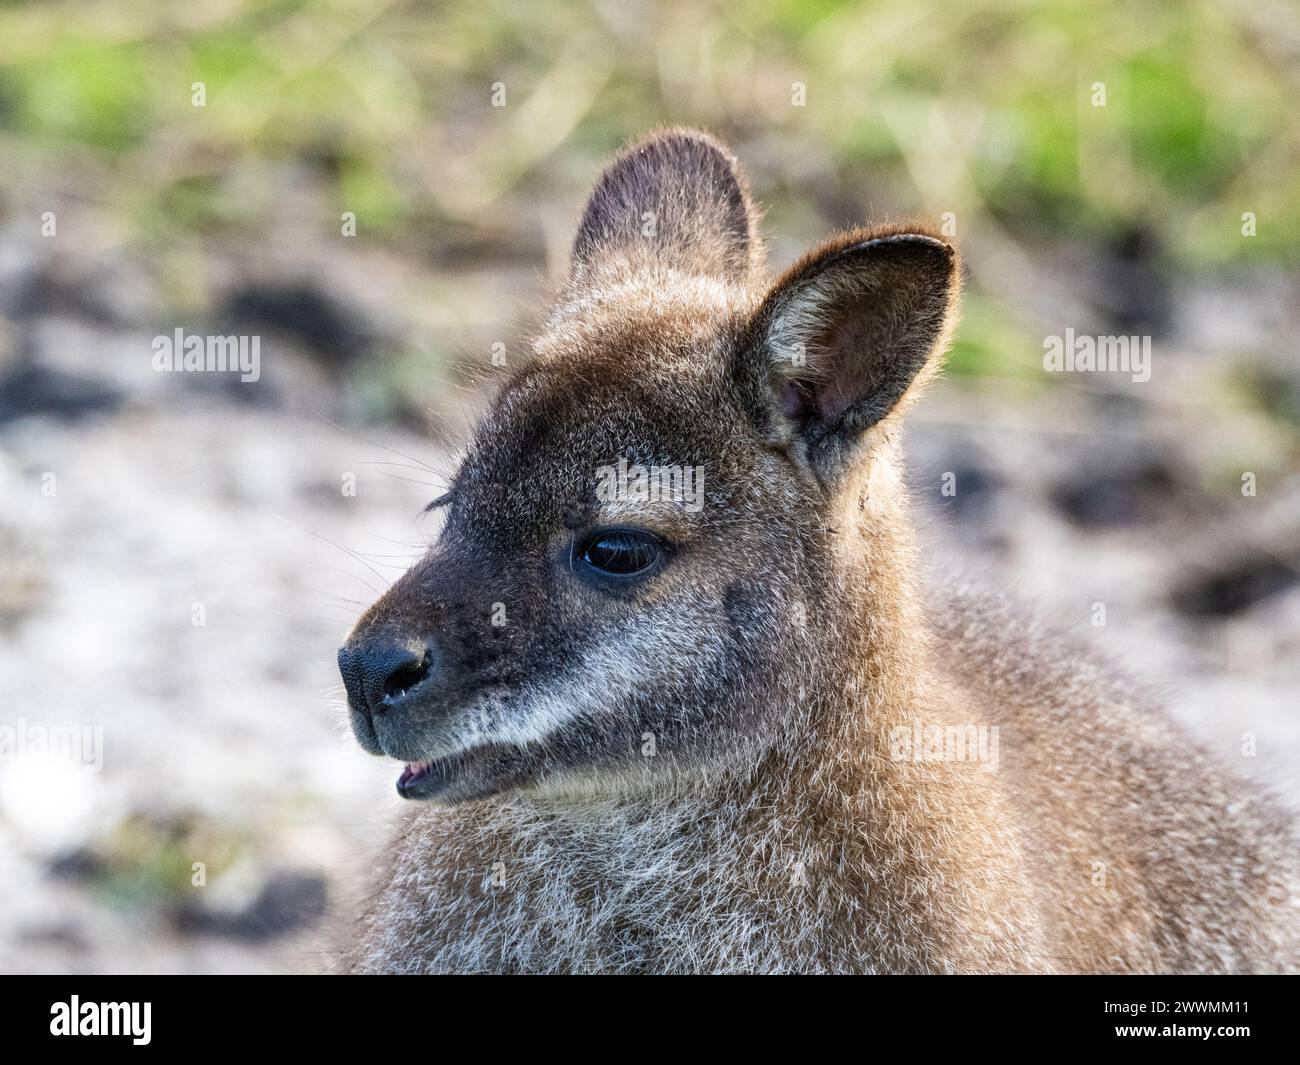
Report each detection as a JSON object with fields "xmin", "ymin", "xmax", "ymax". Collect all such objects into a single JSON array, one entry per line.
[{"xmin": 578, "ymin": 529, "xmax": 664, "ymax": 578}]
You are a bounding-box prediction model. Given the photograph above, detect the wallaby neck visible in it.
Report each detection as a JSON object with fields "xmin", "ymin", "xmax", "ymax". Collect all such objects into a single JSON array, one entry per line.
[{"xmin": 811, "ymin": 449, "xmax": 938, "ymax": 728}]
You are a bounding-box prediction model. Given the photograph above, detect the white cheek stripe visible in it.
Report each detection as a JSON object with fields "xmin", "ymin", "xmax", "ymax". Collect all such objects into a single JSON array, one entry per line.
[{"xmin": 432, "ymin": 611, "xmax": 729, "ymax": 756}]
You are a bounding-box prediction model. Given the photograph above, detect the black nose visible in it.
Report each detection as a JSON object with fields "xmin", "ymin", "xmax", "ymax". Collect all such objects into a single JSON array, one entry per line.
[{"xmin": 338, "ymin": 640, "xmax": 435, "ymax": 719}]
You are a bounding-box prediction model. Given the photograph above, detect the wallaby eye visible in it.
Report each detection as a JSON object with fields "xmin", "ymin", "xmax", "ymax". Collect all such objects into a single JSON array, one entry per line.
[{"xmin": 578, "ymin": 528, "xmax": 664, "ymax": 579}]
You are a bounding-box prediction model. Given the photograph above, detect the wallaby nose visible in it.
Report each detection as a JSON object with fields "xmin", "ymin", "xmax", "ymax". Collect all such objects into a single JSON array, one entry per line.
[{"xmin": 338, "ymin": 640, "xmax": 436, "ymax": 718}]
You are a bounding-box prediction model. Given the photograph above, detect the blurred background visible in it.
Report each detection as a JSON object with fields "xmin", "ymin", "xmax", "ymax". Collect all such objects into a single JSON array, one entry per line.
[{"xmin": 1, "ymin": 0, "xmax": 1297, "ymax": 973}]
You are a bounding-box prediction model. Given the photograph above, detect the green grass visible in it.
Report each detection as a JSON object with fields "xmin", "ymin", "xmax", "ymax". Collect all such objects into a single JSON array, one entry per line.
[{"xmin": 0, "ymin": 0, "xmax": 1293, "ymax": 382}]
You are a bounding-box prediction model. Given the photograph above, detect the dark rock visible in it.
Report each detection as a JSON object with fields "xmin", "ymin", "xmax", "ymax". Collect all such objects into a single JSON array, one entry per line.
[
  {"xmin": 221, "ymin": 281, "xmax": 373, "ymax": 371},
  {"xmin": 0, "ymin": 362, "xmax": 123, "ymax": 424},
  {"xmin": 174, "ymin": 869, "xmax": 328, "ymax": 941},
  {"xmin": 1098, "ymin": 224, "xmax": 1173, "ymax": 337},
  {"xmin": 47, "ymin": 846, "xmax": 108, "ymax": 881},
  {"xmin": 1171, "ymin": 555, "xmax": 1298, "ymax": 618},
  {"xmin": 6, "ymin": 256, "xmax": 156, "ymax": 328},
  {"xmin": 937, "ymin": 463, "xmax": 1000, "ymax": 522},
  {"xmin": 1051, "ymin": 458, "xmax": 1176, "ymax": 528}
]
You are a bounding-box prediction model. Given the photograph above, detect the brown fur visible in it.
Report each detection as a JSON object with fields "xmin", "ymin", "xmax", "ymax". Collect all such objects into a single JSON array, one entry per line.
[{"xmin": 336, "ymin": 129, "xmax": 1300, "ymax": 973}]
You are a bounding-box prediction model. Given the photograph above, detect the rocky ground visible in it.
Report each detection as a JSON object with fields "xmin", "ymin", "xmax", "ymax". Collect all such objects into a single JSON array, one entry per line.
[{"xmin": 1, "ymin": 196, "xmax": 1297, "ymax": 973}]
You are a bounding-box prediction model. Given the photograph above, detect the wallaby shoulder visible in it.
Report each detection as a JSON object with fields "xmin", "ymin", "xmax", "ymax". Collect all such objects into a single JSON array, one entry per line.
[{"xmin": 927, "ymin": 577, "xmax": 1300, "ymax": 973}]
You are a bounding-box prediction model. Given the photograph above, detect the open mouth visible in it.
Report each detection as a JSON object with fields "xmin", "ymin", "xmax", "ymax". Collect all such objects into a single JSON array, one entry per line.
[
  {"xmin": 396, "ymin": 758, "xmax": 451, "ymax": 799},
  {"xmin": 389, "ymin": 742, "xmax": 528, "ymax": 803}
]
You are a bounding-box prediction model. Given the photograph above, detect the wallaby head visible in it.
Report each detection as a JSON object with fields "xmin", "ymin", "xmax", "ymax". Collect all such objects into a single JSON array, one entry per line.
[{"xmin": 338, "ymin": 129, "xmax": 960, "ymax": 804}]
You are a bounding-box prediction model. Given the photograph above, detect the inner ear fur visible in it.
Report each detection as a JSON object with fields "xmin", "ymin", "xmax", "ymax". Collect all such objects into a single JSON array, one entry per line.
[{"xmin": 743, "ymin": 226, "xmax": 960, "ymax": 474}]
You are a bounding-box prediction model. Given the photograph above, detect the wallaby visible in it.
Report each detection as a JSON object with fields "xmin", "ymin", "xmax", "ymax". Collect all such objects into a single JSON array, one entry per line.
[{"xmin": 336, "ymin": 129, "xmax": 1300, "ymax": 974}]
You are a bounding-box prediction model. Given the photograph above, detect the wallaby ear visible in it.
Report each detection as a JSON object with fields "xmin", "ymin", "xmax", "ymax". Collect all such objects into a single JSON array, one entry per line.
[
  {"xmin": 570, "ymin": 129, "xmax": 760, "ymax": 283},
  {"xmin": 741, "ymin": 228, "xmax": 959, "ymax": 483}
]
